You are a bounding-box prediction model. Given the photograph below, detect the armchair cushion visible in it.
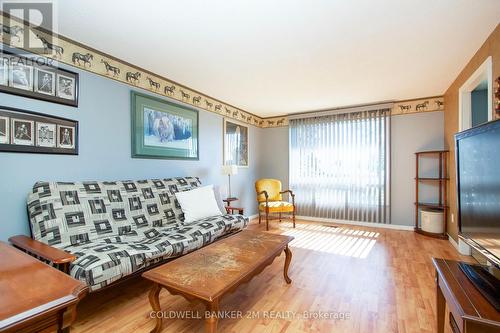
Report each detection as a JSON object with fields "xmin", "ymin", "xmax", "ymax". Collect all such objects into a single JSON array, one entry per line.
[
  {"xmin": 255, "ymin": 179, "xmax": 283, "ymax": 202},
  {"xmin": 259, "ymin": 201, "xmax": 294, "ymax": 213}
]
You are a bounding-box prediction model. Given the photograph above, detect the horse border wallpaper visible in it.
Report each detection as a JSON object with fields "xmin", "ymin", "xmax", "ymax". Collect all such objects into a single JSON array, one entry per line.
[{"xmin": 0, "ymin": 12, "xmax": 444, "ymax": 129}]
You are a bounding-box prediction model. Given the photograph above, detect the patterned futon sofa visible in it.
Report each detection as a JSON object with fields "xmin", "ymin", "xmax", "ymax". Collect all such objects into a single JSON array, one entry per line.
[{"xmin": 11, "ymin": 177, "xmax": 248, "ymax": 291}]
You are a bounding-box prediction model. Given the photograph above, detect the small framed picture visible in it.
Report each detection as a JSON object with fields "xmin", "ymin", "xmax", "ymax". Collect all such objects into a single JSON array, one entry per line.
[
  {"xmin": 58, "ymin": 124, "xmax": 75, "ymax": 149},
  {"xmin": 0, "ymin": 116, "xmax": 9, "ymax": 144},
  {"xmin": 11, "ymin": 118, "xmax": 34, "ymax": 146},
  {"xmin": 223, "ymin": 119, "xmax": 249, "ymax": 167},
  {"xmin": 56, "ymin": 73, "xmax": 76, "ymax": 100},
  {"xmin": 36, "ymin": 122, "xmax": 56, "ymax": 147},
  {"xmin": 0, "ymin": 58, "xmax": 8, "ymax": 86},
  {"xmin": 34, "ymin": 68, "xmax": 56, "ymax": 96},
  {"xmin": 9, "ymin": 58, "xmax": 33, "ymax": 91}
]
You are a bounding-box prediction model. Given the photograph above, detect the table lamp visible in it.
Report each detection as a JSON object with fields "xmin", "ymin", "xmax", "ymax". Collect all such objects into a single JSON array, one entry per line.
[{"xmin": 221, "ymin": 165, "xmax": 238, "ymax": 199}]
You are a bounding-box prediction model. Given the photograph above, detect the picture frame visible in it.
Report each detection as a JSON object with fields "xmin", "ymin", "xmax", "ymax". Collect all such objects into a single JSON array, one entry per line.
[
  {"xmin": 57, "ymin": 124, "xmax": 76, "ymax": 149},
  {"xmin": 11, "ymin": 118, "xmax": 34, "ymax": 145},
  {"xmin": 0, "ymin": 57, "xmax": 8, "ymax": 86},
  {"xmin": 9, "ymin": 57, "xmax": 33, "ymax": 91},
  {"xmin": 34, "ymin": 67, "xmax": 56, "ymax": 96},
  {"xmin": 0, "ymin": 51, "xmax": 79, "ymax": 107},
  {"xmin": 0, "ymin": 115, "xmax": 9, "ymax": 144},
  {"xmin": 131, "ymin": 91, "xmax": 199, "ymax": 160},
  {"xmin": 0, "ymin": 106, "xmax": 78, "ymax": 155},
  {"xmin": 36, "ymin": 122, "xmax": 56, "ymax": 147},
  {"xmin": 56, "ymin": 73, "xmax": 76, "ymax": 100},
  {"xmin": 223, "ymin": 118, "xmax": 249, "ymax": 167}
]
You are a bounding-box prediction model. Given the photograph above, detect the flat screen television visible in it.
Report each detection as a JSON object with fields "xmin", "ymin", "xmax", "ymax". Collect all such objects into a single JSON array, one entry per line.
[
  {"xmin": 455, "ymin": 119, "xmax": 500, "ymax": 267},
  {"xmin": 455, "ymin": 119, "xmax": 500, "ymax": 310}
]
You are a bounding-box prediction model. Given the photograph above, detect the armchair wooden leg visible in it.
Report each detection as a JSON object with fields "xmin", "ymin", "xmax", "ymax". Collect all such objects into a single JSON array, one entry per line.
[
  {"xmin": 265, "ymin": 208, "xmax": 269, "ymax": 231},
  {"xmin": 279, "ymin": 212, "xmax": 282, "ymax": 222},
  {"xmin": 258, "ymin": 211, "xmax": 261, "ymax": 224},
  {"xmin": 293, "ymin": 207, "xmax": 296, "ymax": 228}
]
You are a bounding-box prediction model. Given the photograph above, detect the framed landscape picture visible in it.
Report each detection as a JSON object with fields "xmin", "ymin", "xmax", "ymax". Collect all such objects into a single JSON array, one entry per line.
[
  {"xmin": 223, "ymin": 119, "xmax": 249, "ymax": 167},
  {"xmin": 131, "ymin": 91, "xmax": 198, "ymax": 160},
  {"xmin": 0, "ymin": 106, "xmax": 78, "ymax": 155}
]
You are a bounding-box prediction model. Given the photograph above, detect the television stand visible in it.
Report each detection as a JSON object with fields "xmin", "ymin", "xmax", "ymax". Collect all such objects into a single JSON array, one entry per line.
[
  {"xmin": 433, "ymin": 258, "xmax": 500, "ymax": 333},
  {"xmin": 459, "ymin": 262, "xmax": 500, "ymax": 311}
]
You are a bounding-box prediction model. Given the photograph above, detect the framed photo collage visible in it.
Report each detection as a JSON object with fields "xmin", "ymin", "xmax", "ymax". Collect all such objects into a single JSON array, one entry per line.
[
  {"xmin": 0, "ymin": 106, "xmax": 78, "ymax": 155},
  {"xmin": 0, "ymin": 51, "xmax": 79, "ymax": 107}
]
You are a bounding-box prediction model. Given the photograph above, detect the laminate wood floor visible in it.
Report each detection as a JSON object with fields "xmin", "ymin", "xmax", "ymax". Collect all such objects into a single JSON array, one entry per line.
[{"xmin": 72, "ymin": 219, "xmax": 471, "ymax": 333}]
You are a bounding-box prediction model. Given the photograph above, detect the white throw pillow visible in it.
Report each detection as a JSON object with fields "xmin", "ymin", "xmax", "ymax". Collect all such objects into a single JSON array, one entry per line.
[
  {"xmin": 212, "ymin": 185, "xmax": 226, "ymax": 215},
  {"xmin": 175, "ymin": 185, "xmax": 223, "ymax": 224}
]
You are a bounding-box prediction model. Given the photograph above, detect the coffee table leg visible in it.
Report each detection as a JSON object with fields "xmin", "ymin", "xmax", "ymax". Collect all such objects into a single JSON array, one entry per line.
[
  {"xmin": 284, "ymin": 245, "xmax": 292, "ymax": 284},
  {"xmin": 149, "ymin": 283, "xmax": 163, "ymax": 333},
  {"xmin": 205, "ymin": 300, "xmax": 219, "ymax": 333}
]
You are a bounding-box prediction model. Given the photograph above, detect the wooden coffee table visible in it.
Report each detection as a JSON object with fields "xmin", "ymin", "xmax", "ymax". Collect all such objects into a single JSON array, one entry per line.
[{"xmin": 142, "ymin": 230, "xmax": 294, "ymax": 333}]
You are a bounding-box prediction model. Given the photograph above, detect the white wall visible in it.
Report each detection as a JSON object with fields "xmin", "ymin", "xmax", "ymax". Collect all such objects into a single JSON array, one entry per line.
[{"xmin": 260, "ymin": 111, "xmax": 445, "ymax": 226}]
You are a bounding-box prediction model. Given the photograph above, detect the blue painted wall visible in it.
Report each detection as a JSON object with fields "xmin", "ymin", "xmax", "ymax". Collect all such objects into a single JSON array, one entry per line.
[{"xmin": 0, "ymin": 62, "xmax": 263, "ymax": 240}]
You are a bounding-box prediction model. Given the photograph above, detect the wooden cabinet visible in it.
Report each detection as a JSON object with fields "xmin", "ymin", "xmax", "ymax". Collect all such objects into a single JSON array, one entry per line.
[{"xmin": 434, "ymin": 258, "xmax": 500, "ymax": 333}]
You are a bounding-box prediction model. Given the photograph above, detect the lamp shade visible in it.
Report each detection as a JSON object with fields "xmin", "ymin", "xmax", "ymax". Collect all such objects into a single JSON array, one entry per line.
[{"xmin": 221, "ymin": 165, "xmax": 238, "ymax": 176}]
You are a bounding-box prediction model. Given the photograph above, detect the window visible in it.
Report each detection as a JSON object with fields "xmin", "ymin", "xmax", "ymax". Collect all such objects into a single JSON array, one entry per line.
[{"xmin": 289, "ymin": 109, "xmax": 390, "ymax": 223}]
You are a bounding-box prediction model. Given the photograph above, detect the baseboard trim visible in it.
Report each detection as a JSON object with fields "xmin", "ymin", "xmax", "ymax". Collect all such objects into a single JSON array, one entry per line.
[
  {"xmin": 247, "ymin": 214, "xmax": 259, "ymax": 220},
  {"xmin": 448, "ymin": 233, "xmax": 459, "ymax": 250},
  {"xmin": 294, "ymin": 215, "xmax": 414, "ymax": 231}
]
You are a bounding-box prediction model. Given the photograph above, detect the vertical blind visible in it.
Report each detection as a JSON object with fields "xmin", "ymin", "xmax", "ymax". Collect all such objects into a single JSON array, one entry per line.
[{"xmin": 289, "ymin": 109, "xmax": 391, "ymax": 224}]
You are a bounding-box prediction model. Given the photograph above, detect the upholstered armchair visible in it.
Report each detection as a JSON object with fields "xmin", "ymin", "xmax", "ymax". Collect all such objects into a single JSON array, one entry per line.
[{"xmin": 255, "ymin": 179, "xmax": 296, "ymax": 231}]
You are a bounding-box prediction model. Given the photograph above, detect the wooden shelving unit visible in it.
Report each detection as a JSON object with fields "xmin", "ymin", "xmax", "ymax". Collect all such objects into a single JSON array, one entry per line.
[{"xmin": 414, "ymin": 150, "xmax": 449, "ymax": 239}]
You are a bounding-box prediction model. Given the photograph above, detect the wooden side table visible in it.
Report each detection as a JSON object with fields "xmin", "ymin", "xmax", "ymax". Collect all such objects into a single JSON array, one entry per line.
[
  {"xmin": 433, "ymin": 258, "xmax": 500, "ymax": 333},
  {"xmin": 0, "ymin": 241, "xmax": 88, "ymax": 333},
  {"xmin": 223, "ymin": 197, "xmax": 243, "ymax": 215},
  {"xmin": 222, "ymin": 197, "xmax": 238, "ymax": 207},
  {"xmin": 225, "ymin": 206, "xmax": 244, "ymax": 215}
]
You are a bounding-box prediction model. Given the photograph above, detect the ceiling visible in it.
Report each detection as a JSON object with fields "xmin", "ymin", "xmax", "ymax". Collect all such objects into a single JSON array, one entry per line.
[{"xmin": 36, "ymin": 1, "xmax": 500, "ymax": 117}]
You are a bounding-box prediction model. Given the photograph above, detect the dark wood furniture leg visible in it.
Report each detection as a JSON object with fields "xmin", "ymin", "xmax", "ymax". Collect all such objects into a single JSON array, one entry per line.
[
  {"xmin": 148, "ymin": 283, "xmax": 163, "ymax": 333},
  {"xmin": 265, "ymin": 207, "xmax": 269, "ymax": 231},
  {"xmin": 205, "ymin": 300, "xmax": 220, "ymax": 333},
  {"xmin": 283, "ymin": 245, "xmax": 292, "ymax": 284},
  {"xmin": 436, "ymin": 270, "xmax": 446, "ymax": 333}
]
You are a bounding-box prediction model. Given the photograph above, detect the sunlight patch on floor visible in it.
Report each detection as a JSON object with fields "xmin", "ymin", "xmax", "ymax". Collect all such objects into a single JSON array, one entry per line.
[{"xmin": 280, "ymin": 222, "xmax": 379, "ymax": 258}]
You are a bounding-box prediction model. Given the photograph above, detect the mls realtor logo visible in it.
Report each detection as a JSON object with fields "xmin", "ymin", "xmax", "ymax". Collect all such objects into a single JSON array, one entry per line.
[{"xmin": 1, "ymin": 1, "xmax": 54, "ymax": 54}]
